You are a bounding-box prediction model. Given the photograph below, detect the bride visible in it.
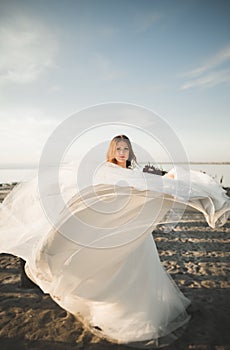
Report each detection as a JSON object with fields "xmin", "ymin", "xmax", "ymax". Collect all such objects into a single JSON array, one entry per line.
[{"xmin": 0, "ymin": 134, "xmax": 229, "ymax": 348}]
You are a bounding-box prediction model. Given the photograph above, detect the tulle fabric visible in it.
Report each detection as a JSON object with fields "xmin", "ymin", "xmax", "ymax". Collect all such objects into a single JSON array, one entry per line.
[{"xmin": 0, "ymin": 162, "xmax": 229, "ymax": 347}]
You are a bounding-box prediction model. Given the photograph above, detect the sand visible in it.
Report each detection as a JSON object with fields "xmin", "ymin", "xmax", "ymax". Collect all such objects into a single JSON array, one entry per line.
[{"xmin": 0, "ymin": 189, "xmax": 230, "ymax": 350}]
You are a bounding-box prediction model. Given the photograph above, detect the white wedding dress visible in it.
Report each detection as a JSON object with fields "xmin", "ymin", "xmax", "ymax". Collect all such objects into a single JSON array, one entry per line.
[{"xmin": 0, "ymin": 162, "xmax": 229, "ymax": 348}]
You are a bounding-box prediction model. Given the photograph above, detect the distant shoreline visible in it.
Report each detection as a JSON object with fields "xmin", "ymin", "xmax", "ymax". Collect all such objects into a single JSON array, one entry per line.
[
  {"xmin": 0, "ymin": 161, "xmax": 230, "ymax": 169},
  {"xmin": 158, "ymin": 161, "xmax": 230, "ymax": 165},
  {"xmin": 148, "ymin": 162, "xmax": 230, "ymax": 165}
]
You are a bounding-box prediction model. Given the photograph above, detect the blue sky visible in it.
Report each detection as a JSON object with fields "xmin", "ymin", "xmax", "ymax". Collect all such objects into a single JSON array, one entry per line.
[{"xmin": 0, "ymin": 0, "xmax": 230, "ymax": 165}]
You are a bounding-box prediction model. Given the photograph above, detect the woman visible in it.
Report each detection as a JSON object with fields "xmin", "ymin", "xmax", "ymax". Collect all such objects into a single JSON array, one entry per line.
[
  {"xmin": 0, "ymin": 135, "xmax": 229, "ymax": 348},
  {"xmin": 106, "ymin": 134, "xmax": 137, "ymax": 169}
]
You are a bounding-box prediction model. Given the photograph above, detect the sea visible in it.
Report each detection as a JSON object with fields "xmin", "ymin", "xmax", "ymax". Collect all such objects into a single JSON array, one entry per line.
[{"xmin": 0, "ymin": 163, "xmax": 230, "ymax": 187}]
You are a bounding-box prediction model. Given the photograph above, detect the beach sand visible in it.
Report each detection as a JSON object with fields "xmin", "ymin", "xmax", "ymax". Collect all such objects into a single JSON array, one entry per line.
[{"xmin": 0, "ymin": 191, "xmax": 230, "ymax": 350}]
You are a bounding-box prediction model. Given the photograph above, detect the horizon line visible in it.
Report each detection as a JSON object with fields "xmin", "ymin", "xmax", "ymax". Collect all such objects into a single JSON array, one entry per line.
[{"xmin": 0, "ymin": 161, "xmax": 230, "ymax": 169}]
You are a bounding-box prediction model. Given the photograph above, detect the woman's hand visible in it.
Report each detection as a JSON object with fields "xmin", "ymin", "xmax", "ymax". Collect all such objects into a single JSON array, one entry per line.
[{"xmin": 163, "ymin": 172, "xmax": 175, "ymax": 179}]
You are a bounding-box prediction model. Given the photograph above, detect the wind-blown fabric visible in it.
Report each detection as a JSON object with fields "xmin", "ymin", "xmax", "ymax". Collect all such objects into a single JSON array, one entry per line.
[{"xmin": 0, "ymin": 162, "xmax": 229, "ymax": 347}]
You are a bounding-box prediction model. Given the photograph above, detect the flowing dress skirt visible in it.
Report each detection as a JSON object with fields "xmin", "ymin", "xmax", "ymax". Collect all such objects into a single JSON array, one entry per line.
[{"xmin": 0, "ymin": 164, "xmax": 229, "ymax": 347}]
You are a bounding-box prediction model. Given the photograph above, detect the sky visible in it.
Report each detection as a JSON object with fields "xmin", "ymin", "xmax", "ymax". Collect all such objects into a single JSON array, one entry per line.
[{"xmin": 0, "ymin": 0, "xmax": 230, "ymax": 166}]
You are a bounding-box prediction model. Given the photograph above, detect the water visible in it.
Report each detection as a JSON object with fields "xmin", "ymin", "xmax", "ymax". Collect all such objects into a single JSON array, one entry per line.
[
  {"xmin": 0, "ymin": 163, "xmax": 230, "ymax": 187},
  {"xmin": 0, "ymin": 168, "xmax": 38, "ymax": 184}
]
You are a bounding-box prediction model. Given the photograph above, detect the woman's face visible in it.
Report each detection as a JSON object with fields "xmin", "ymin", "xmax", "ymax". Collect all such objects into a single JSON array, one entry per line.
[{"xmin": 114, "ymin": 141, "xmax": 129, "ymax": 166}]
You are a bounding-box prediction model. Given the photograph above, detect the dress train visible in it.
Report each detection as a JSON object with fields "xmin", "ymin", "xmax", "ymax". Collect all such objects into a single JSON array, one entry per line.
[{"xmin": 0, "ymin": 162, "xmax": 229, "ymax": 347}]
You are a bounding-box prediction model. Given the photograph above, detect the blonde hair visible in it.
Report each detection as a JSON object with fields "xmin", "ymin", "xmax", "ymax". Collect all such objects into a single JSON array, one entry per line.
[{"xmin": 106, "ymin": 135, "xmax": 137, "ymax": 168}]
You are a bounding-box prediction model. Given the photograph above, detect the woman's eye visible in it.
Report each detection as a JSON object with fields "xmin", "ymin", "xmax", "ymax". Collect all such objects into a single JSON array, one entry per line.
[{"xmin": 116, "ymin": 147, "xmax": 128, "ymax": 151}]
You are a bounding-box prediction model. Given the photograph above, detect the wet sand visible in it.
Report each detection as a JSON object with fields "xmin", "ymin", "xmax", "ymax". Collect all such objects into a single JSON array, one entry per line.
[{"xmin": 0, "ymin": 189, "xmax": 230, "ymax": 350}]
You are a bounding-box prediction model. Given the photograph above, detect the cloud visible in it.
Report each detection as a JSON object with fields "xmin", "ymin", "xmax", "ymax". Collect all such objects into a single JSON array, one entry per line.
[
  {"xmin": 181, "ymin": 45, "xmax": 230, "ymax": 90},
  {"xmin": 186, "ymin": 46, "xmax": 230, "ymax": 77},
  {"xmin": 0, "ymin": 15, "xmax": 58, "ymax": 84},
  {"xmin": 0, "ymin": 107, "xmax": 57, "ymax": 164},
  {"xmin": 182, "ymin": 69, "xmax": 230, "ymax": 90}
]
